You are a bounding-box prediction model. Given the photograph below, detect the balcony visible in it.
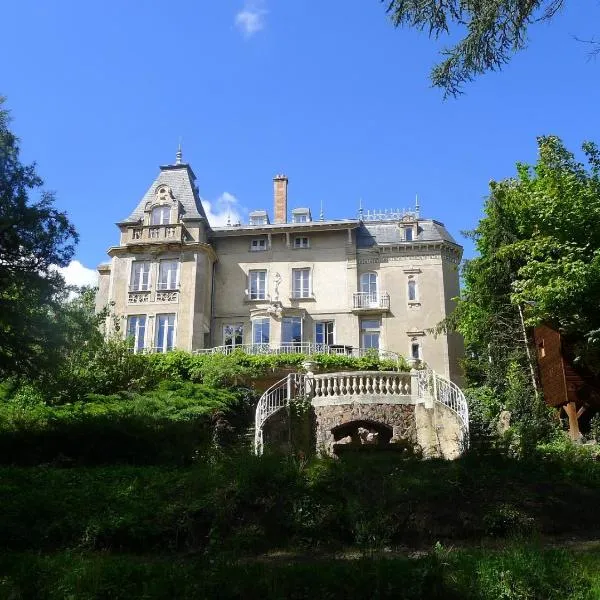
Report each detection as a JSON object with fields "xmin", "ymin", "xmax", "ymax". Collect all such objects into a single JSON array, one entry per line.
[
  {"xmin": 352, "ymin": 291, "xmax": 390, "ymax": 313},
  {"xmin": 126, "ymin": 224, "xmax": 185, "ymax": 246}
]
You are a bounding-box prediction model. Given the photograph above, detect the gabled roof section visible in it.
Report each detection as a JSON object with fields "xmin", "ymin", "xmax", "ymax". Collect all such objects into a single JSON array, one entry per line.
[{"xmin": 120, "ymin": 163, "xmax": 209, "ymax": 225}]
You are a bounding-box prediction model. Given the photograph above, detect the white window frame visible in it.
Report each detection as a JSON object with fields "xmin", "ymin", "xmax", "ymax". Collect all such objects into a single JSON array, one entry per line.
[
  {"xmin": 407, "ymin": 278, "xmax": 418, "ymax": 302},
  {"xmin": 252, "ymin": 318, "xmax": 270, "ymax": 345},
  {"xmin": 250, "ymin": 238, "xmax": 267, "ymax": 252},
  {"xmin": 250, "ymin": 215, "xmax": 268, "ymax": 226},
  {"xmin": 151, "ymin": 205, "xmax": 171, "ymax": 225},
  {"xmin": 293, "ymin": 214, "xmax": 308, "ymax": 223},
  {"xmin": 360, "ymin": 318, "xmax": 381, "ymax": 350},
  {"xmin": 293, "ymin": 236, "xmax": 310, "ymax": 249},
  {"xmin": 158, "ymin": 260, "xmax": 179, "ymax": 291},
  {"xmin": 155, "ymin": 313, "xmax": 176, "ymax": 353},
  {"xmin": 248, "ymin": 269, "xmax": 267, "ymax": 300},
  {"xmin": 126, "ymin": 315, "xmax": 147, "ymax": 353},
  {"xmin": 292, "ymin": 268, "xmax": 311, "ymax": 299},
  {"xmin": 130, "ymin": 261, "xmax": 151, "ymax": 291},
  {"xmin": 223, "ymin": 323, "xmax": 244, "ymax": 349},
  {"xmin": 315, "ymin": 320, "xmax": 335, "ymax": 346},
  {"xmin": 282, "ymin": 316, "xmax": 303, "ymax": 347}
]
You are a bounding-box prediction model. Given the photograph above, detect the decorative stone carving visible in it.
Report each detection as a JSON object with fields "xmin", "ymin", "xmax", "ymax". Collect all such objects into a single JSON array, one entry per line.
[
  {"xmin": 273, "ymin": 272, "xmax": 282, "ymax": 301},
  {"xmin": 266, "ymin": 301, "xmax": 283, "ymax": 319},
  {"xmin": 156, "ymin": 291, "xmax": 179, "ymax": 303},
  {"xmin": 128, "ymin": 292, "xmax": 150, "ymax": 304}
]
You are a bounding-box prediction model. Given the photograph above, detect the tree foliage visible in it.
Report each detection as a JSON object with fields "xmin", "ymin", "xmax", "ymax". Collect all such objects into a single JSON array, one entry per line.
[
  {"xmin": 383, "ymin": 0, "xmax": 571, "ymax": 96},
  {"xmin": 451, "ymin": 136, "xmax": 600, "ymax": 441},
  {"xmin": 0, "ymin": 97, "xmax": 78, "ymax": 377}
]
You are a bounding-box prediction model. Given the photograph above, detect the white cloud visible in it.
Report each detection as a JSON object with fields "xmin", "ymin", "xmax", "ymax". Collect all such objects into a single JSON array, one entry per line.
[
  {"xmin": 203, "ymin": 191, "xmax": 246, "ymax": 227},
  {"xmin": 235, "ymin": 1, "xmax": 267, "ymax": 37},
  {"xmin": 54, "ymin": 260, "xmax": 98, "ymax": 288}
]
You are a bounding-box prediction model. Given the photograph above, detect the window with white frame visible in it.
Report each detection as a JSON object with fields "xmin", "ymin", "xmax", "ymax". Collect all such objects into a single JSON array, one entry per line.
[
  {"xmin": 292, "ymin": 268, "xmax": 311, "ymax": 298},
  {"xmin": 223, "ymin": 324, "xmax": 244, "ymax": 349},
  {"xmin": 126, "ymin": 315, "xmax": 146, "ymax": 352},
  {"xmin": 252, "ymin": 318, "xmax": 270, "ymax": 344},
  {"xmin": 360, "ymin": 318, "xmax": 380, "ymax": 349},
  {"xmin": 250, "ymin": 238, "xmax": 267, "ymax": 252},
  {"xmin": 407, "ymin": 278, "xmax": 418, "ymax": 302},
  {"xmin": 282, "ymin": 317, "xmax": 302, "ymax": 346},
  {"xmin": 359, "ymin": 272, "xmax": 378, "ymax": 306},
  {"xmin": 315, "ymin": 321, "xmax": 334, "ymax": 346},
  {"xmin": 249, "ymin": 270, "xmax": 267, "ymax": 300},
  {"xmin": 155, "ymin": 314, "xmax": 176, "ymax": 352},
  {"xmin": 151, "ymin": 205, "xmax": 171, "ymax": 225},
  {"xmin": 293, "ymin": 236, "xmax": 309, "ymax": 249},
  {"xmin": 158, "ymin": 260, "xmax": 179, "ymax": 290},
  {"xmin": 249, "ymin": 212, "xmax": 269, "ymax": 225},
  {"xmin": 130, "ymin": 261, "xmax": 151, "ymax": 291}
]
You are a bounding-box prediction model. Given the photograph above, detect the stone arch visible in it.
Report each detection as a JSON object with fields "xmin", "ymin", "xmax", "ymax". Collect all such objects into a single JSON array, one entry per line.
[{"xmin": 331, "ymin": 419, "xmax": 393, "ymax": 445}]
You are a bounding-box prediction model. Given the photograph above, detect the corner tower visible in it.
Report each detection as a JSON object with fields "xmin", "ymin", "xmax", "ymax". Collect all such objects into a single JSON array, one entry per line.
[{"xmin": 96, "ymin": 151, "xmax": 217, "ymax": 352}]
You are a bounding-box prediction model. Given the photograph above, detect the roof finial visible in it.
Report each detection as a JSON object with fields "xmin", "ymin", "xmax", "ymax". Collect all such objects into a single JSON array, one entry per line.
[
  {"xmin": 415, "ymin": 194, "xmax": 420, "ymax": 218},
  {"xmin": 226, "ymin": 208, "xmax": 231, "ymax": 227},
  {"xmin": 358, "ymin": 197, "xmax": 364, "ymax": 220},
  {"xmin": 319, "ymin": 199, "xmax": 324, "ymax": 221},
  {"xmin": 176, "ymin": 138, "xmax": 183, "ymax": 165}
]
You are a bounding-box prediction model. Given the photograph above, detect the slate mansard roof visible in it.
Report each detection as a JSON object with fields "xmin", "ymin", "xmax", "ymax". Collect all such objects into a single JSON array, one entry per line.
[
  {"xmin": 356, "ymin": 220, "xmax": 459, "ymax": 248},
  {"xmin": 120, "ymin": 163, "xmax": 208, "ymax": 224}
]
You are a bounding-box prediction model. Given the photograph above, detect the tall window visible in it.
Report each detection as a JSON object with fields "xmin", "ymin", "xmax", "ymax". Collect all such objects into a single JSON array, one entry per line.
[
  {"xmin": 404, "ymin": 227, "xmax": 413, "ymax": 242},
  {"xmin": 282, "ymin": 317, "xmax": 302, "ymax": 346},
  {"xmin": 224, "ymin": 324, "xmax": 244, "ymax": 349},
  {"xmin": 292, "ymin": 268, "xmax": 310, "ymax": 298},
  {"xmin": 155, "ymin": 314, "xmax": 176, "ymax": 352},
  {"xmin": 249, "ymin": 270, "xmax": 267, "ymax": 300},
  {"xmin": 158, "ymin": 260, "xmax": 178, "ymax": 290},
  {"xmin": 151, "ymin": 206, "xmax": 171, "ymax": 225},
  {"xmin": 360, "ymin": 272, "xmax": 378, "ymax": 296},
  {"xmin": 408, "ymin": 279, "xmax": 418, "ymax": 302},
  {"xmin": 360, "ymin": 318, "xmax": 380, "ymax": 349},
  {"xmin": 252, "ymin": 318, "xmax": 270, "ymax": 344},
  {"xmin": 411, "ymin": 342, "xmax": 421, "ymax": 360},
  {"xmin": 126, "ymin": 315, "xmax": 146, "ymax": 352},
  {"xmin": 130, "ymin": 261, "xmax": 151, "ymax": 291},
  {"xmin": 315, "ymin": 321, "xmax": 334, "ymax": 346}
]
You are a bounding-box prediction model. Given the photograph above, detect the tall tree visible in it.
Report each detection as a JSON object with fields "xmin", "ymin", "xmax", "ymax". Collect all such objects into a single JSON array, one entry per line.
[
  {"xmin": 383, "ymin": 0, "xmax": 589, "ymax": 96},
  {"xmin": 0, "ymin": 97, "xmax": 78, "ymax": 378},
  {"xmin": 452, "ymin": 136, "xmax": 600, "ymax": 438}
]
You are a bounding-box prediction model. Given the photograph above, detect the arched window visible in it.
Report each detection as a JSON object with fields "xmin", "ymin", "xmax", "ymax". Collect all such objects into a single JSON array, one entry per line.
[
  {"xmin": 408, "ymin": 279, "xmax": 417, "ymax": 302},
  {"xmin": 151, "ymin": 205, "xmax": 171, "ymax": 225}
]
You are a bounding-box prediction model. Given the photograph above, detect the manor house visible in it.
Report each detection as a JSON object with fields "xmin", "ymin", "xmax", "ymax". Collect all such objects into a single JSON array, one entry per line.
[{"xmin": 96, "ymin": 152, "xmax": 463, "ymax": 381}]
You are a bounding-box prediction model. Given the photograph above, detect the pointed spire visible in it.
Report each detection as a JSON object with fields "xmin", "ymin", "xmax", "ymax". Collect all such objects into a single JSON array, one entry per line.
[
  {"xmin": 226, "ymin": 208, "xmax": 231, "ymax": 227},
  {"xmin": 320, "ymin": 199, "xmax": 324, "ymax": 221},
  {"xmin": 176, "ymin": 138, "xmax": 183, "ymax": 165},
  {"xmin": 358, "ymin": 197, "xmax": 364, "ymax": 220},
  {"xmin": 415, "ymin": 194, "xmax": 420, "ymax": 218}
]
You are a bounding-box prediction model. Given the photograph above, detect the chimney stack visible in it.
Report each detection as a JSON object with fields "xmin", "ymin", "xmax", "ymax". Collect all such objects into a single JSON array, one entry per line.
[{"xmin": 273, "ymin": 174, "xmax": 288, "ymax": 224}]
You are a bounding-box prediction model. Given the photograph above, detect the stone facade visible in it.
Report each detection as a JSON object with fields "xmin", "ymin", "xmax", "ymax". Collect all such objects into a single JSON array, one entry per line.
[{"xmin": 96, "ymin": 153, "xmax": 464, "ymax": 382}]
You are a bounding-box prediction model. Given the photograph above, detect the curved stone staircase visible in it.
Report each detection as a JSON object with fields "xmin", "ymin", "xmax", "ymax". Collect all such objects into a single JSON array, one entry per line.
[{"xmin": 254, "ymin": 368, "xmax": 469, "ymax": 457}]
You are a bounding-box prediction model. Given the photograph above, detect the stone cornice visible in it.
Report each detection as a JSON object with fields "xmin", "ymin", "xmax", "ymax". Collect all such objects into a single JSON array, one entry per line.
[
  {"xmin": 107, "ymin": 241, "xmax": 218, "ymax": 262},
  {"xmin": 211, "ymin": 220, "xmax": 360, "ymax": 238}
]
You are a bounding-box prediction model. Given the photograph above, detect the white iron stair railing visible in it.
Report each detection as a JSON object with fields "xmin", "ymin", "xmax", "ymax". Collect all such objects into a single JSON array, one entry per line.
[{"xmin": 254, "ymin": 373, "xmax": 305, "ymax": 455}]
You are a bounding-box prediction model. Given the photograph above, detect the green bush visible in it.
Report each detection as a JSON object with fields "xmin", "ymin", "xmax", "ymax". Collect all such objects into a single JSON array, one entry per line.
[{"xmin": 0, "ymin": 381, "xmax": 255, "ymax": 466}]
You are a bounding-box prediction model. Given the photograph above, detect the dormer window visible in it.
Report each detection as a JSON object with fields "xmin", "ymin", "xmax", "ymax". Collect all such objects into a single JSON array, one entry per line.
[
  {"xmin": 404, "ymin": 227, "xmax": 413, "ymax": 242},
  {"xmin": 151, "ymin": 206, "xmax": 171, "ymax": 225},
  {"xmin": 292, "ymin": 208, "xmax": 311, "ymax": 223},
  {"xmin": 249, "ymin": 210, "xmax": 269, "ymax": 226}
]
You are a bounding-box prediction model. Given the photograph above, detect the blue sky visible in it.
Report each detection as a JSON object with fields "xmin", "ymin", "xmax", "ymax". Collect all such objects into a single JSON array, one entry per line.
[{"xmin": 2, "ymin": 1, "xmax": 599, "ymax": 284}]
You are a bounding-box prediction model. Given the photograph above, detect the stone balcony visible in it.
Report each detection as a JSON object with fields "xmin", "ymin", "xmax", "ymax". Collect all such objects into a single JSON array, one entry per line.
[
  {"xmin": 125, "ymin": 224, "xmax": 185, "ymax": 246},
  {"xmin": 351, "ymin": 291, "xmax": 390, "ymax": 313}
]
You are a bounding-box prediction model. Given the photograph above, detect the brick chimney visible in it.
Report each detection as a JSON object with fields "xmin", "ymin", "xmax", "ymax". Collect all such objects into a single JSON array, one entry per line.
[{"xmin": 273, "ymin": 174, "xmax": 288, "ymax": 224}]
